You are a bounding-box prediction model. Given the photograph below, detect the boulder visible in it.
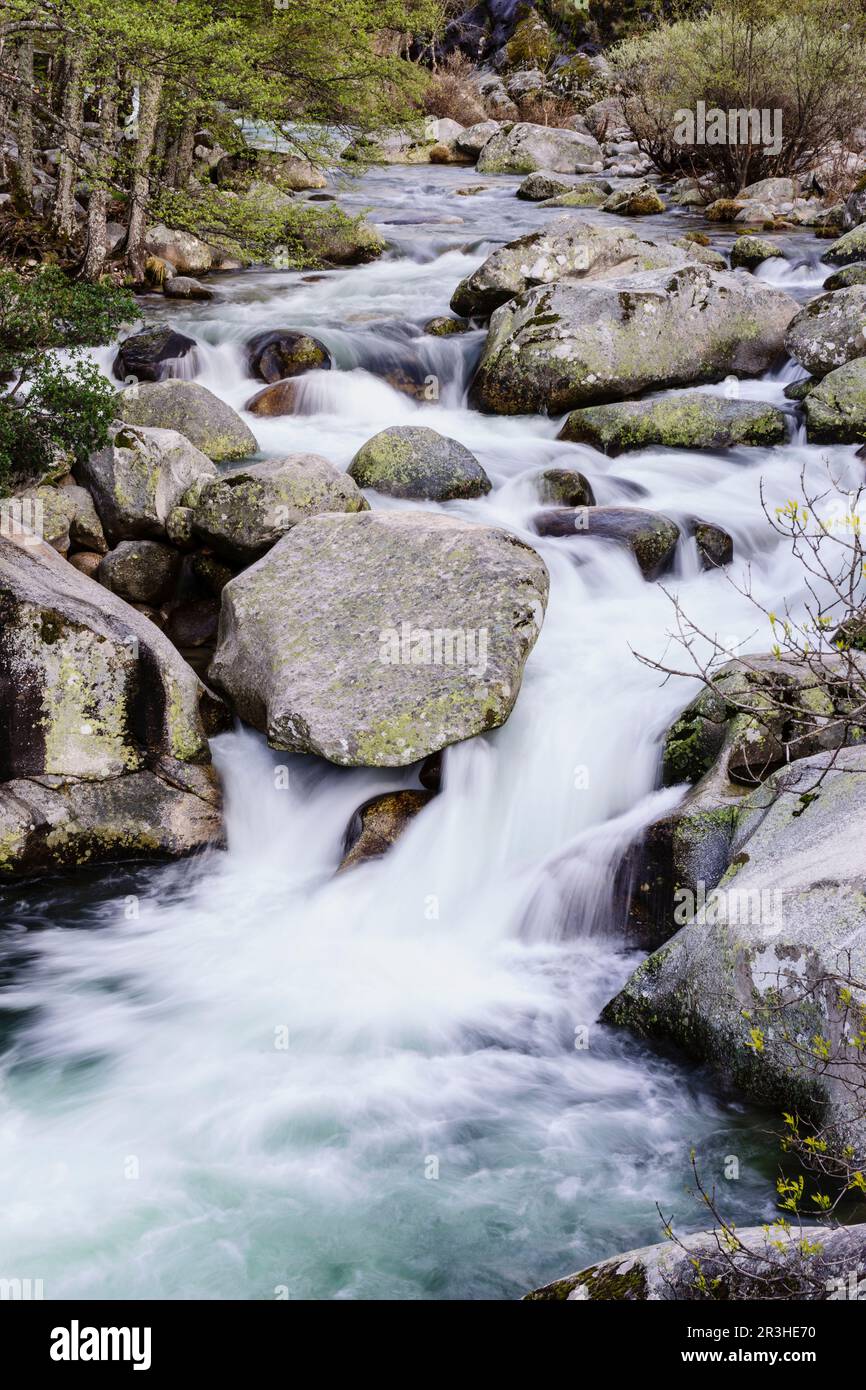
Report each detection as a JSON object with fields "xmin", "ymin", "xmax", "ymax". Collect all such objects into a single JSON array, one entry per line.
[
  {"xmin": 692, "ymin": 519, "xmax": 733, "ymax": 570},
  {"xmin": 348, "ymin": 426, "xmax": 491, "ymax": 501},
  {"xmin": 0, "ymin": 529, "xmax": 221, "ymax": 875},
  {"xmin": 785, "ymin": 287, "xmax": 866, "ymax": 376},
  {"xmin": 516, "ymin": 171, "xmax": 609, "ymax": 202},
  {"xmin": 112, "ymin": 326, "xmax": 199, "ymax": 384},
  {"xmin": 246, "ymin": 329, "xmax": 331, "ymax": 383},
  {"xmin": 583, "ymin": 98, "xmax": 630, "ymax": 143},
  {"xmin": 822, "ymin": 224, "xmax": 866, "ymax": 266},
  {"xmin": 244, "ymin": 379, "xmax": 299, "ymax": 417},
  {"xmin": 738, "ymin": 175, "xmax": 796, "ymax": 203},
  {"xmin": 558, "ymin": 392, "xmax": 787, "ymax": 454},
  {"xmin": 532, "ymin": 506, "xmax": 680, "ymax": 580},
  {"xmin": 600, "ymin": 183, "xmax": 665, "ymax": 216},
  {"xmin": 454, "ymin": 120, "xmax": 500, "ymax": 157},
  {"xmin": 803, "ymin": 357, "xmax": 866, "ymax": 443},
  {"xmin": 730, "ymin": 235, "xmax": 784, "ymax": 270},
  {"xmin": 450, "ymin": 217, "xmax": 701, "ymax": 318},
  {"xmin": 209, "ymin": 510, "xmax": 549, "ymax": 766},
  {"xmin": 476, "ymin": 123, "xmax": 602, "ymax": 175},
  {"xmin": 163, "ymin": 275, "xmax": 213, "ymax": 301},
  {"xmin": 187, "ymin": 454, "xmax": 368, "ymax": 563},
  {"xmin": 14, "ymin": 483, "xmax": 107, "ymax": 557},
  {"xmin": 536, "ymin": 468, "xmax": 595, "ymax": 507},
  {"xmin": 526, "ymin": 1224, "xmax": 866, "ymax": 1301},
  {"xmin": 97, "ymin": 539, "xmax": 181, "ymax": 605},
  {"xmin": 841, "ymin": 181, "xmax": 866, "ymax": 231},
  {"xmin": 117, "ymin": 380, "xmax": 258, "ymax": 462},
  {"xmin": 423, "ymin": 316, "xmax": 471, "ymax": 336},
  {"xmin": 603, "ymin": 747, "xmax": 866, "ymax": 1149},
  {"xmin": 163, "ymin": 597, "xmax": 220, "ymax": 650},
  {"xmin": 470, "ymin": 265, "xmax": 797, "ymax": 414},
  {"xmin": 539, "ymin": 186, "xmax": 608, "ymax": 210},
  {"xmin": 338, "ymin": 789, "xmax": 435, "ymax": 872},
  {"xmin": 824, "ymin": 264, "xmax": 866, "ymax": 291},
  {"xmin": 76, "ymin": 424, "xmax": 217, "ymax": 544},
  {"xmin": 144, "ymin": 223, "xmax": 213, "ymax": 274},
  {"xmin": 68, "ymin": 551, "xmax": 102, "ymax": 580}
]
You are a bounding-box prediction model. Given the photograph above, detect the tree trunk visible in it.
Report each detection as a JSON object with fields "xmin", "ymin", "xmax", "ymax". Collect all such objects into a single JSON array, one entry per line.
[
  {"xmin": 80, "ymin": 87, "xmax": 117, "ymax": 282},
  {"xmin": 13, "ymin": 36, "xmax": 35, "ymax": 210},
  {"xmin": 122, "ymin": 70, "xmax": 164, "ymax": 282},
  {"xmin": 51, "ymin": 37, "xmax": 86, "ymax": 240},
  {"xmin": 174, "ymin": 105, "xmax": 197, "ymax": 189}
]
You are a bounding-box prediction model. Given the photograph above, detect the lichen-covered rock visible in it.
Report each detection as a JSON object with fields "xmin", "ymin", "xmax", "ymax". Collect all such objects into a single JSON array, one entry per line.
[
  {"xmin": 536, "ymin": 468, "xmax": 595, "ymax": 507},
  {"xmin": 600, "ymin": 183, "xmax": 665, "ymax": 216},
  {"xmin": 603, "ymin": 746, "xmax": 866, "ymax": 1147},
  {"xmin": 423, "ymin": 316, "xmax": 470, "ymax": 336},
  {"xmin": 516, "ymin": 171, "xmax": 607, "ymax": 202},
  {"xmin": 471, "ymin": 265, "xmax": 797, "ymax": 414},
  {"xmin": 112, "ymin": 326, "xmax": 199, "ymax": 384},
  {"xmin": 117, "ymin": 380, "xmax": 258, "ymax": 462},
  {"xmin": 454, "ymin": 120, "xmax": 500, "ymax": 157},
  {"xmin": 246, "ymin": 329, "xmax": 332, "ymax": 384},
  {"xmin": 540, "ymin": 186, "xmax": 608, "ymax": 210},
  {"xmin": 476, "ymin": 123, "xmax": 602, "ymax": 175},
  {"xmin": 98, "ymin": 539, "xmax": 181, "ymax": 605},
  {"xmin": 824, "ymin": 263, "xmax": 866, "ymax": 291},
  {"xmin": 209, "ymin": 510, "xmax": 549, "ymax": 767},
  {"xmin": 76, "ymin": 423, "xmax": 217, "ymax": 545},
  {"xmin": 784, "ymin": 287, "xmax": 866, "ymax": 375},
  {"xmin": 188, "ymin": 454, "xmax": 368, "ymax": 563},
  {"xmin": 559, "ymin": 392, "xmax": 787, "ymax": 454},
  {"xmin": 450, "ymin": 217, "xmax": 700, "ymax": 318},
  {"xmin": 0, "ymin": 529, "xmax": 221, "ymax": 875},
  {"xmin": 822, "ymin": 223, "xmax": 866, "ymax": 266},
  {"xmin": 803, "ymin": 356, "xmax": 866, "ymax": 443},
  {"xmin": 144, "ymin": 223, "xmax": 213, "ymax": 274},
  {"xmin": 348, "ymin": 426, "xmax": 491, "ymax": 501},
  {"xmin": 730, "ymin": 234, "xmax": 784, "ymax": 270},
  {"xmin": 338, "ymin": 789, "xmax": 435, "ymax": 872},
  {"xmin": 15, "ymin": 483, "xmax": 108, "ymax": 557},
  {"xmin": 526, "ymin": 1224, "xmax": 866, "ymax": 1301},
  {"xmin": 692, "ymin": 518, "xmax": 733, "ymax": 569},
  {"xmin": 533, "ymin": 506, "xmax": 680, "ymax": 580},
  {"xmin": 842, "ymin": 181, "xmax": 866, "ymax": 232}
]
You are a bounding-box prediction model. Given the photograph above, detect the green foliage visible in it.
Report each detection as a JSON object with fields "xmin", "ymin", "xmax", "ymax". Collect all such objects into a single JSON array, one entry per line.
[{"xmin": 0, "ymin": 269, "xmax": 135, "ymax": 487}]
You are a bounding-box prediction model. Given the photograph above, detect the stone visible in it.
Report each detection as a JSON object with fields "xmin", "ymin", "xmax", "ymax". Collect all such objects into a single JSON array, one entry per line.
[
  {"xmin": 76, "ymin": 423, "xmax": 217, "ymax": 545},
  {"xmin": 246, "ymin": 329, "xmax": 332, "ymax": 383},
  {"xmin": 209, "ymin": 510, "xmax": 549, "ymax": 767},
  {"xmin": 558, "ymin": 392, "xmax": 787, "ymax": 454},
  {"xmin": 144, "ymin": 223, "xmax": 213, "ymax": 274},
  {"xmin": 803, "ymin": 356, "xmax": 866, "ymax": 443},
  {"xmin": 785, "ymin": 287, "xmax": 866, "ymax": 376},
  {"xmin": 532, "ymin": 506, "xmax": 680, "ymax": 580},
  {"xmin": 822, "ymin": 224, "xmax": 866, "ymax": 265},
  {"xmin": 476, "ymin": 123, "xmax": 602, "ymax": 175},
  {"xmin": 163, "ymin": 275, "xmax": 214, "ymax": 301},
  {"xmin": 454, "ymin": 120, "xmax": 500, "ymax": 157},
  {"xmin": 348, "ymin": 426, "xmax": 491, "ymax": 501},
  {"xmin": 338, "ymin": 789, "xmax": 435, "ymax": 871},
  {"xmin": 117, "ymin": 380, "xmax": 258, "ymax": 462},
  {"xmin": 112, "ymin": 326, "xmax": 199, "ymax": 384},
  {"xmin": 536, "ymin": 468, "xmax": 595, "ymax": 507},
  {"xmin": 244, "ymin": 380, "xmax": 299, "ymax": 417},
  {"xmin": 97, "ymin": 539, "xmax": 181, "ymax": 605},
  {"xmin": 730, "ymin": 235, "xmax": 784, "ymax": 270},
  {"xmin": 824, "ymin": 264, "xmax": 866, "ymax": 290},
  {"xmin": 423, "ymin": 316, "xmax": 471, "ymax": 336},
  {"xmin": 600, "ymin": 182, "xmax": 665, "ymax": 216},
  {"xmin": 516, "ymin": 171, "xmax": 609, "ymax": 202},
  {"xmin": 67, "ymin": 550, "xmax": 102, "ymax": 580}
]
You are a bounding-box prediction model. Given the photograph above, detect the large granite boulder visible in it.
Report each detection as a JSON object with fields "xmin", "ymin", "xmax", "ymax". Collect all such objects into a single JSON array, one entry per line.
[
  {"xmin": 476, "ymin": 122, "xmax": 602, "ymax": 175},
  {"xmin": 76, "ymin": 423, "xmax": 217, "ymax": 545},
  {"xmin": 785, "ymin": 287, "xmax": 866, "ymax": 376},
  {"xmin": 116, "ymin": 380, "xmax": 257, "ymax": 462},
  {"xmin": 822, "ymin": 224, "xmax": 866, "ymax": 266},
  {"xmin": 112, "ymin": 326, "xmax": 199, "ymax": 384},
  {"xmin": 0, "ymin": 530, "xmax": 222, "ymax": 875},
  {"xmin": 450, "ymin": 217, "xmax": 700, "ymax": 318},
  {"xmin": 209, "ymin": 510, "xmax": 549, "ymax": 766},
  {"xmin": 533, "ymin": 506, "xmax": 680, "ymax": 580},
  {"xmin": 144, "ymin": 224, "xmax": 213, "ymax": 274},
  {"xmin": 14, "ymin": 483, "xmax": 107, "ymax": 557},
  {"xmin": 185, "ymin": 454, "xmax": 368, "ymax": 563},
  {"xmin": 803, "ymin": 357, "xmax": 866, "ymax": 443},
  {"xmin": 559, "ymin": 392, "xmax": 787, "ymax": 454},
  {"xmin": 470, "ymin": 265, "xmax": 797, "ymax": 414},
  {"xmin": 246, "ymin": 329, "xmax": 332, "ymax": 384},
  {"xmin": 348, "ymin": 426, "xmax": 491, "ymax": 500}
]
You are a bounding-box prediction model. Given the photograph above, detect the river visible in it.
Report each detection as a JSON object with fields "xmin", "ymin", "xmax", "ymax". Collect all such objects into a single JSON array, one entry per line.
[{"xmin": 0, "ymin": 163, "xmax": 859, "ymax": 1300}]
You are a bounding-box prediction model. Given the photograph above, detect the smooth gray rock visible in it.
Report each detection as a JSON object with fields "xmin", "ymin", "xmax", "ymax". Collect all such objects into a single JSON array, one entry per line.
[
  {"xmin": 348, "ymin": 426, "xmax": 491, "ymax": 500},
  {"xmin": 476, "ymin": 122, "xmax": 602, "ymax": 175},
  {"xmin": 117, "ymin": 380, "xmax": 258, "ymax": 462}
]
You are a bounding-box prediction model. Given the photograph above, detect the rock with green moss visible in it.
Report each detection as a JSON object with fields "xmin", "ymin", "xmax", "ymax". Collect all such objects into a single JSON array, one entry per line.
[
  {"xmin": 470, "ymin": 265, "xmax": 798, "ymax": 414},
  {"xmin": 338, "ymin": 789, "xmax": 435, "ymax": 872},
  {"xmin": 98, "ymin": 539, "xmax": 181, "ymax": 605},
  {"xmin": 117, "ymin": 380, "xmax": 257, "ymax": 462},
  {"xmin": 450, "ymin": 217, "xmax": 701, "ymax": 318},
  {"xmin": 348, "ymin": 426, "xmax": 491, "ymax": 501},
  {"xmin": 603, "ymin": 746, "xmax": 866, "ymax": 1146},
  {"xmin": 476, "ymin": 123, "xmax": 602, "ymax": 176},
  {"xmin": 533, "ymin": 505, "xmax": 680, "ymax": 580},
  {"xmin": 822, "ymin": 223, "xmax": 866, "ymax": 266},
  {"xmin": 803, "ymin": 356, "xmax": 866, "ymax": 443},
  {"xmin": 517, "ymin": 171, "xmax": 608, "ymax": 202},
  {"xmin": 188, "ymin": 455, "xmax": 368, "ymax": 563},
  {"xmin": 14, "ymin": 483, "xmax": 107, "ymax": 557},
  {"xmin": 540, "ymin": 186, "xmax": 608, "ymax": 209},
  {"xmin": 559, "ymin": 391, "xmax": 787, "ymax": 454},
  {"xmin": 824, "ymin": 263, "xmax": 866, "ymax": 290},
  {"xmin": 76, "ymin": 423, "xmax": 217, "ymax": 545},
  {"xmin": 730, "ymin": 234, "xmax": 784, "ymax": 270},
  {"xmin": 525, "ymin": 1224, "xmax": 866, "ymax": 1300},
  {"xmin": 784, "ymin": 377, "xmax": 814, "ymax": 400},
  {"xmin": 209, "ymin": 510, "xmax": 549, "ymax": 767},
  {"xmin": 536, "ymin": 468, "xmax": 595, "ymax": 507},
  {"xmin": 785, "ymin": 286, "xmax": 866, "ymax": 376},
  {"xmin": 423, "ymin": 316, "xmax": 471, "ymax": 336},
  {"xmin": 669, "ymin": 236, "xmax": 727, "ymax": 269},
  {"xmin": 0, "ymin": 529, "xmax": 221, "ymax": 875},
  {"xmin": 246, "ymin": 329, "xmax": 331, "ymax": 383},
  {"xmin": 601, "ymin": 182, "xmax": 665, "ymax": 216}
]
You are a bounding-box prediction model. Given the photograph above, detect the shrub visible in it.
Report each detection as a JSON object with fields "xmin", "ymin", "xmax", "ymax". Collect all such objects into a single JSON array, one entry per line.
[
  {"xmin": 422, "ymin": 53, "xmax": 487, "ymax": 126},
  {"xmin": 608, "ymin": 0, "xmax": 866, "ymax": 192}
]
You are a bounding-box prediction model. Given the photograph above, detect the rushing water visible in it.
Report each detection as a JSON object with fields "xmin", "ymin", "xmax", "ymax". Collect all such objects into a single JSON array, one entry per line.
[{"xmin": 1, "ymin": 166, "xmax": 861, "ymax": 1300}]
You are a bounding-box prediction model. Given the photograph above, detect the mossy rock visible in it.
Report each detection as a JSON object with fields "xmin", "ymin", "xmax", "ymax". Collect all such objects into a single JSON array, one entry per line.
[
  {"xmin": 558, "ymin": 392, "xmax": 787, "ymax": 454},
  {"xmin": 348, "ymin": 426, "xmax": 492, "ymax": 502}
]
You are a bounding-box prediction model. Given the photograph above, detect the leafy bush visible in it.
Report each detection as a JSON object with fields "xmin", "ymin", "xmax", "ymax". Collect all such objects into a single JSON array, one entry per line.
[
  {"xmin": 0, "ymin": 268, "xmax": 136, "ymax": 487},
  {"xmin": 422, "ymin": 53, "xmax": 487, "ymax": 126},
  {"xmin": 608, "ymin": 0, "xmax": 866, "ymax": 191}
]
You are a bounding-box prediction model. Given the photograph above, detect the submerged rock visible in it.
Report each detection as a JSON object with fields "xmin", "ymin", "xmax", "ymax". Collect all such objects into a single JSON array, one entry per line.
[
  {"xmin": 187, "ymin": 455, "xmax": 368, "ymax": 563},
  {"xmin": 209, "ymin": 510, "xmax": 549, "ymax": 767},
  {"xmin": 785, "ymin": 286, "xmax": 866, "ymax": 375},
  {"xmin": 536, "ymin": 468, "xmax": 595, "ymax": 507},
  {"xmin": 0, "ymin": 530, "xmax": 221, "ymax": 875},
  {"xmin": 476, "ymin": 123, "xmax": 602, "ymax": 175},
  {"xmin": 246, "ymin": 329, "xmax": 332, "ymax": 383},
  {"xmin": 117, "ymin": 380, "xmax": 257, "ymax": 462},
  {"xmin": 559, "ymin": 392, "xmax": 787, "ymax": 454},
  {"xmin": 471, "ymin": 265, "xmax": 797, "ymax": 414},
  {"xmin": 533, "ymin": 506, "xmax": 680, "ymax": 580},
  {"xmin": 803, "ymin": 357, "xmax": 866, "ymax": 443},
  {"xmin": 348, "ymin": 426, "xmax": 491, "ymax": 501},
  {"xmin": 338, "ymin": 789, "xmax": 435, "ymax": 871},
  {"xmin": 112, "ymin": 326, "xmax": 199, "ymax": 384},
  {"xmin": 76, "ymin": 424, "xmax": 217, "ymax": 545}
]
